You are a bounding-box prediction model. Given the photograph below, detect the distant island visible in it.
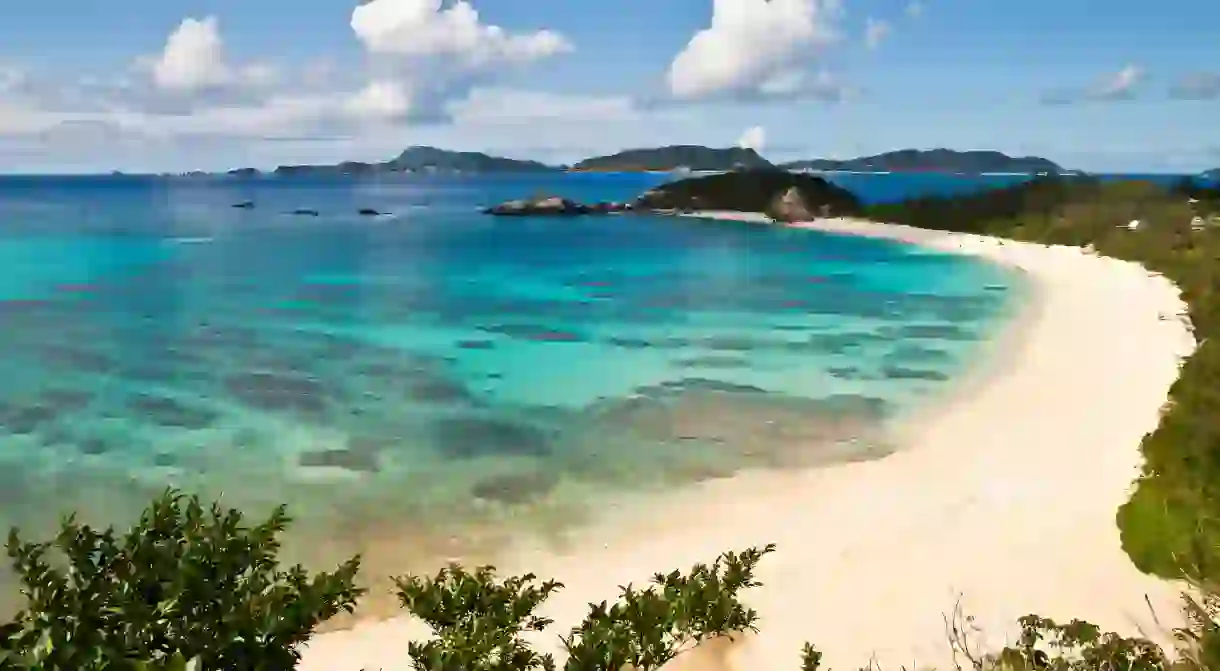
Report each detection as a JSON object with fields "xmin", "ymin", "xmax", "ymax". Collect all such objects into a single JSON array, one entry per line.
[
  {"xmin": 569, "ymin": 145, "xmax": 774, "ymax": 172},
  {"xmin": 228, "ymin": 146, "xmax": 557, "ymax": 177},
  {"xmin": 780, "ymin": 149, "xmax": 1063, "ymax": 175},
  {"xmin": 216, "ymin": 145, "xmax": 1070, "ymax": 178}
]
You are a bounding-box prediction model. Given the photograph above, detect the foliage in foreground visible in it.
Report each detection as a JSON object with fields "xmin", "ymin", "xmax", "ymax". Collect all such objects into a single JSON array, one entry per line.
[
  {"xmin": 0, "ymin": 490, "xmax": 363, "ymax": 670},
  {"xmin": 1, "ymin": 491, "xmax": 1219, "ymax": 671}
]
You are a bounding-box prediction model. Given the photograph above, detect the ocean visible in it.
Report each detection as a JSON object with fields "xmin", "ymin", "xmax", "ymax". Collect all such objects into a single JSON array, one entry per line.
[{"xmin": 0, "ymin": 171, "xmax": 1039, "ymax": 610}]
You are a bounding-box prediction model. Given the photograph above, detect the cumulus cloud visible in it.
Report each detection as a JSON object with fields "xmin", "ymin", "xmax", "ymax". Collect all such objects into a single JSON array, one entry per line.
[
  {"xmin": 666, "ymin": 0, "xmax": 843, "ymax": 101},
  {"xmin": 736, "ymin": 125, "xmax": 766, "ymax": 152},
  {"xmin": 346, "ymin": 0, "xmax": 574, "ymax": 123},
  {"xmin": 0, "ymin": 1, "xmax": 594, "ymax": 168},
  {"xmin": 350, "ymin": 0, "xmax": 571, "ymax": 66},
  {"xmin": 147, "ymin": 17, "xmax": 276, "ymax": 94},
  {"xmin": 1169, "ymin": 72, "xmax": 1220, "ymax": 100},
  {"xmin": 864, "ymin": 17, "xmax": 890, "ymax": 49},
  {"xmin": 1041, "ymin": 64, "xmax": 1146, "ymax": 104}
]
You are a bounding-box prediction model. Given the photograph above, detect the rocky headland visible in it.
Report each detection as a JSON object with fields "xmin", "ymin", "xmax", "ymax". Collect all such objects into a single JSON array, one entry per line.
[{"xmin": 482, "ymin": 169, "xmax": 864, "ymax": 221}]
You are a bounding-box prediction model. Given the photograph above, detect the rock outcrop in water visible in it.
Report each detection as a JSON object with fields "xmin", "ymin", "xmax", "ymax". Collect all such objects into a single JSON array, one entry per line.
[{"xmin": 482, "ymin": 196, "xmax": 632, "ymax": 217}]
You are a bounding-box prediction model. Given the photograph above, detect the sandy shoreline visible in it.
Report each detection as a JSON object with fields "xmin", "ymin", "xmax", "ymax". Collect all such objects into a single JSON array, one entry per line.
[{"xmin": 299, "ymin": 213, "xmax": 1197, "ymax": 670}]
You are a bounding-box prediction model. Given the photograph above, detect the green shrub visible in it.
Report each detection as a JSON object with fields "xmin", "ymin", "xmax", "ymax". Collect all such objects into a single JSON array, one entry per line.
[
  {"xmin": 0, "ymin": 489, "xmax": 362, "ymax": 670},
  {"xmin": 2, "ymin": 490, "xmax": 1220, "ymax": 670},
  {"xmin": 392, "ymin": 544, "xmax": 774, "ymax": 671}
]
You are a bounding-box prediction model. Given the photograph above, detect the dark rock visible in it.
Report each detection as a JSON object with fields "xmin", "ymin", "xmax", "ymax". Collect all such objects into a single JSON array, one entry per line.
[
  {"xmin": 432, "ymin": 416, "xmax": 552, "ymax": 459},
  {"xmin": 299, "ymin": 447, "xmax": 379, "ymax": 472},
  {"xmin": 893, "ymin": 324, "xmax": 979, "ymax": 341},
  {"xmin": 39, "ymin": 345, "xmax": 115, "ymax": 373},
  {"xmin": 482, "ymin": 195, "xmax": 628, "ymax": 217},
  {"xmin": 603, "ymin": 336, "xmax": 653, "ymax": 349},
  {"xmin": 224, "ymin": 372, "xmax": 329, "ymax": 415},
  {"xmin": 582, "ymin": 386, "xmax": 888, "ymax": 454},
  {"xmin": 885, "ymin": 344, "xmax": 955, "ymax": 365},
  {"xmin": 764, "ymin": 186, "xmax": 818, "ymax": 223},
  {"xmin": 674, "ymin": 355, "xmax": 752, "ymax": 369},
  {"xmin": 406, "ymin": 377, "xmax": 476, "ymax": 405},
  {"xmin": 232, "ymin": 201, "xmax": 255, "ymax": 209},
  {"xmin": 290, "ymin": 209, "xmax": 320, "ymax": 216},
  {"xmin": 358, "ymin": 208, "xmax": 383, "ymax": 216},
  {"xmin": 699, "ymin": 335, "xmax": 763, "ymax": 352},
  {"xmin": 484, "ymin": 196, "xmax": 585, "ymax": 217},
  {"xmin": 0, "ymin": 404, "xmax": 57, "ymax": 434},
  {"xmin": 39, "ymin": 389, "xmax": 93, "ymax": 412},
  {"xmin": 153, "ymin": 453, "xmax": 179, "ymax": 467},
  {"xmin": 123, "ymin": 366, "xmax": 177, "ymax": 384},
  {"xmin": 470, "ymin": 471, "xmax": 559, "ymax": 505},
  {"xmin": 480, "ymin": 323, "xmax": 588, "ymax": 342},
  {"xmin": 127, "ymin": 394, "xmax": 218, "ymax": 430},
  {"xmin": 456, "ymin": 339, "xmax": 496, "ymax": 350},
  {"xmin": 827, "ymin": 366, "xmax": 867, "ymax": 380},
  {"xmin": 636, "ymin": 378, "xmax": 770, "ymax": 396},
  {"xmin": 880, "ymin": 366, "xmax": 951, "ymax": 381},
  {"xmin": 79, "ymin": 436, "xmax": 113, "ymax": 455}
]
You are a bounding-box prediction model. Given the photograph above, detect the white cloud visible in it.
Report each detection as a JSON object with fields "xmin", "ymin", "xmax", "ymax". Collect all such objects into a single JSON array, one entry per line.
[
  {"xmin": 666, "ymin": 0, "xmax": 843, "ymax": 100},
  {"xmin": 345, "ymin": 80, "xmax": 413, "ymax": 120},
  {"xmin": 148, "ymin": 17, "xmax": 275, "ymax": 94},
  {"xmin": 1095, "ymin": 64, "xmax": 1144, "ymax": 100},
  {"xmin": 350, "ymin": 0, "xmax": 571, "ymax": 66},
  {"xmin": 1042, "ymin": 64, "xmax": 1146, "ymax": 104},
  {"xmin": 0, "ymin": 66, "xmax": 28, "ymax": 94},
  {"xmin": 446, "ymin": 88, "xmax": 639, "ymax": 124},
  {"xmin": 864, "ymin": 17, "xmax": 890, "ymax": 50},
  {"xmin": 151, "ymin": 17, "xmax": 228, "ymax": 91},
  {"xmin": 736, "ymin": 125, "xmax": 766, "ymax": 151},
  {"xmin": 345, "ymin": 0, "xmax": 575, "ymax": 124}
]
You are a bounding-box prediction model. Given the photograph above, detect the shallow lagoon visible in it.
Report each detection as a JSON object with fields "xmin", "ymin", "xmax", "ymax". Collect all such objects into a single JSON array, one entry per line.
[{"xmin": 0, "ymin": 174, "xmax": 1024, "ymax": 612}]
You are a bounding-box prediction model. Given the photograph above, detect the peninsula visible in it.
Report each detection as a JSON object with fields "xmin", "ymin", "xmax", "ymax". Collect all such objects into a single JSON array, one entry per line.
[{"xmin": 481, "ymin": 169, "xmax": 863, "ymax": 219}]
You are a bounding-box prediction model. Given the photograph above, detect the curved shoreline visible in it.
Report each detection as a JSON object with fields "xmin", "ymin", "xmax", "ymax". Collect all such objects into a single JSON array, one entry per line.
[{"xmin": 299, "ymin": 214, "xmax": 1196, "ymax": 670}]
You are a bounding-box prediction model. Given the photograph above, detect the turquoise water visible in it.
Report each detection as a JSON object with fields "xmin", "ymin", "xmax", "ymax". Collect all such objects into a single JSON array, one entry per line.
[{"xmin": 0, "ymin": 173, "xmax": 1023, "ymax": 607}]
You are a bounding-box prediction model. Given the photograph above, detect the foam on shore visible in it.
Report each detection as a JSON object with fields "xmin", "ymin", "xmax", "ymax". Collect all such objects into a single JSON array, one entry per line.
[{"xmin": 298, "ymin": 213, "xmax": 1197, "ymax": 670}]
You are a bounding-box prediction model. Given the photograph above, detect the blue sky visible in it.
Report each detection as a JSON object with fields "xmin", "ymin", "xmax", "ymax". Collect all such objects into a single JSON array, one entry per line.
[{"xmin": 0, "ymin": 0, "xmax": 1215, "ymax": 173}]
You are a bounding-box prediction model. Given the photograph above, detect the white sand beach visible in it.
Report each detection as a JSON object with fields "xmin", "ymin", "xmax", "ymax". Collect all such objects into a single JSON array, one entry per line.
[{"xmin": 299, "ymin": 213, "xmax": 1197, "ymax": 670}]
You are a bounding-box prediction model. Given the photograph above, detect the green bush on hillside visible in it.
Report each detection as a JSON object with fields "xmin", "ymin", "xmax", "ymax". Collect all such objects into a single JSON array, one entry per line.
[{"xmin": 870, "ymin": 178, "xmax": 1220, "ymax": 578}]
